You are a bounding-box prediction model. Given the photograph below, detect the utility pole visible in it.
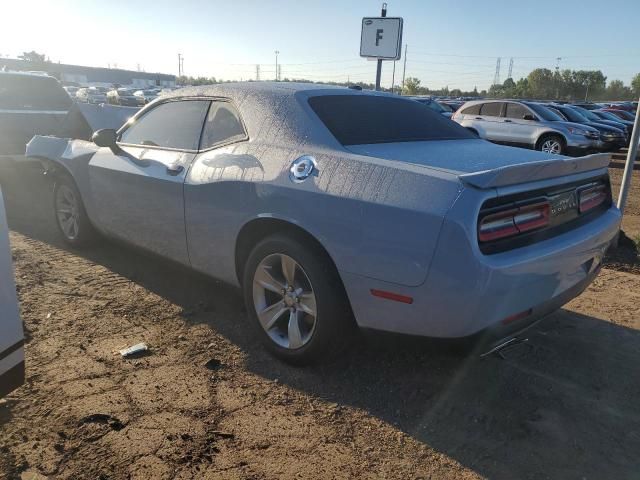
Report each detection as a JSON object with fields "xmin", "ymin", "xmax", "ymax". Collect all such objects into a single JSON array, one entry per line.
[
  {"xmin": 375, "ymin": 3, "xmax": 387, "ymax": 91},
  {"xmin": 401, "ymin": 44, "xmax": 407, "ymax": 95},
  {"xmin": 178, "ymin": 53, "xmax": 182, "ymax": 77},
  {"xmin": 584, "ymin": 81, "xmax": 590, "ymax": 101},
  {"xmin": 274, "ymin": 50, "xmax": 279, "ymax": 81},
  {"xmin": 256, "ymin": 64, "xmax": 260, "ymax": 81},
  {"xmin": 278, "ymin": 64, "xmax": 282, "ymax": 81},
  {"xmin": 617, "ymin": 98, "xmax": 640, "ymax": 215},
  {"xmin": 507, "ymin": 58, "xmax": 513, "ymax": 79}
]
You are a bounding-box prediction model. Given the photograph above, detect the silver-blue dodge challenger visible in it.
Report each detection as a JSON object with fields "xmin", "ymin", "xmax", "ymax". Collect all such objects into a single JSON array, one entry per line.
[{"xmin": 26, "ymin": 83, "xmax": 621, "ymax": 363}]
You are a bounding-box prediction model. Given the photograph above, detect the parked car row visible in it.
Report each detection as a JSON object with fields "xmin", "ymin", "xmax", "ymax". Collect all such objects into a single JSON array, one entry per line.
[
  {"xmin": 452, "ymin": 99, "xmax": 634, "ymax": 156},
  {"xmin": 64, "ymin": 85, "xmax": 165, "ymax": 106}
]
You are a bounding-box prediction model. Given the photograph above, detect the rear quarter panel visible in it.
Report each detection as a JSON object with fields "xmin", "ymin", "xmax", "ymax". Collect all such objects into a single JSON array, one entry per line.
[{"xmin": 184, "ymin": 141, "xmax": 462, "ymax": 287}]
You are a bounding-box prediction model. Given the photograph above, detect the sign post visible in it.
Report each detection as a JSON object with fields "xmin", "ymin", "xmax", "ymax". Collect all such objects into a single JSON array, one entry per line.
[
  {"xmin": 617, "ymin": 98, "xmax": 640, "ymax": 215},
  {"xmin": 360, "ymin": 4, "xmax": 403, "ymax": 91}
]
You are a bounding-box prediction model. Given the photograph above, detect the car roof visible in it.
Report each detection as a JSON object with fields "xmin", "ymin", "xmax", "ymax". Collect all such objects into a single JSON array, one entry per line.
[
  {"xmin": 145, "ymin": 81, "xmax": 408, "ymax": 149},
  {"xmin": 0, "ymin": 70, "xmax": 58, "ymax": 80}
]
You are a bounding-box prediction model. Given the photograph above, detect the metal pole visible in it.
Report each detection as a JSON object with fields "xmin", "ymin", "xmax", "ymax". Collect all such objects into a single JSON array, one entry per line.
[
  {"xmin": 617, "ymin": 98, "xmax": 640, "ymax": 215},
  {"xmin": 585, "ymin": 82, "xmax": 590, "ymax": 102},
  {"xmin": 274, "ymin": 50, "xmax": 279, "ymax": 81},
  {"xmin": 178, "ymin": 53, "xmax": 182, "ymax": 77},
  {"xmin": 401, "ymin": 44, "xmax": 407, "ymax": 95},
  {"xmin": 375, "ymin": 3, "xmax": 387, "ymax": 91},
  {"xmin": 391, "ymin": 60, "xmax": 396, "ymax": 94}
]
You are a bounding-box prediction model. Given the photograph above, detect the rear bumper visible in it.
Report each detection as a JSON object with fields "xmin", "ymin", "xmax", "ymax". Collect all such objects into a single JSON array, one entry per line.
[
  {"xmin": 341, "ymin": 206, "xmax": 620, "ymax": 339},
  {"xmin": 0, "ymin": 361, "xmax": 25, "ymax": 398}
]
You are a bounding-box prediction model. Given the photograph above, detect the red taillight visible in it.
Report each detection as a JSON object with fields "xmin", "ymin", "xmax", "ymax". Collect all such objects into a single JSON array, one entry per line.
[
  {"xmin": 578, "ymin": 184, "xmax": 607, "ymax": 213},
  {"xmin": 478, "ymin": 201, "xmax": 550, "ymax": 243}
]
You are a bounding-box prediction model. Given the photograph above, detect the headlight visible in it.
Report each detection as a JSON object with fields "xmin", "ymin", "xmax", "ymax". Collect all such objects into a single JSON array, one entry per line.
[{"xmin": 567, "ymin": 127, "xmax": 589, "ymax": 136}]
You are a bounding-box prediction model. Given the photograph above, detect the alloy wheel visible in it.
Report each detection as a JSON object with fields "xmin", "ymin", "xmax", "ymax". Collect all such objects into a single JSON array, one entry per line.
[
  {"xmin": 55, "ymin": 184, "xmax": 80, "ymax": 240},
  {"xmin": 541, "ymin": 139, "xmax": 562, "ymax": 154},
  {"xmin": 252, "ymin": 253, "xmax": 317, "ymax": 350}
]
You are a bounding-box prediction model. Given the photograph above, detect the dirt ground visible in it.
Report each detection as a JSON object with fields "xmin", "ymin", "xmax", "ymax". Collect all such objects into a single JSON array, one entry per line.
[{"xmin": 0, "ymin": 163, "xmax": 639, "ymax": 480}]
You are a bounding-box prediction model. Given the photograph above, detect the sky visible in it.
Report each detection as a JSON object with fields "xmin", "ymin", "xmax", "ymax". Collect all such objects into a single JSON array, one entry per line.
[{"xmin": 1, "ymin": 0, "xmax": 639, "ymax": 91}]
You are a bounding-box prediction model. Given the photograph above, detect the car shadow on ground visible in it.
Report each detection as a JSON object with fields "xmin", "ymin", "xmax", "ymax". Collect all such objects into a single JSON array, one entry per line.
[{"xmin": 2, "ymin": 164, "xmax": 638, "ymax": 479}]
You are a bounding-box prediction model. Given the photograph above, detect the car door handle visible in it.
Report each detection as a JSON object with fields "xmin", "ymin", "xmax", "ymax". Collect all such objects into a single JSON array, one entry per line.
[
  {"xmin": 166, "ymin": 164, "xmax": 184, "ymax": 176},
  {"xmin": 503, "ymin": 119, "xmax": 512, "ymax": 122},
  {"xmin": 475, "ymin": 117, "xmax": 483, "ymax": 120}
]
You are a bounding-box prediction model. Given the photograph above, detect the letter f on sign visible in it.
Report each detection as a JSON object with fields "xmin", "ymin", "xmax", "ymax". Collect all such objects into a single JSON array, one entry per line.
[{"xmin": 375, "ymin": 29, "xmax": 383, "ymax": 46}]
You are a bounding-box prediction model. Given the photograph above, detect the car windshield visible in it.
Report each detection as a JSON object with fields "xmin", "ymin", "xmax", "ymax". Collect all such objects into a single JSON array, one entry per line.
[
  {"xmin": 557, "ymin": 106, "xmax": 588, "ymax": 122},
  {"xmin": 597, "ymin": 110, "xmax": 624, "ymax": 122},
  {"xmin": 572, "ymin": 106, "xmax": 601, "ymax": 121},
  {"xmin": 309, "ymin": 95, "xmax": 474, "ymax": 145},
  {"xmin": 614, "ymin": 110, "xmax": 635, "ymax": 121},
  {"xmin": 118, "ymin": 89, "xmax": 135, "ymax": 96},
  {"xmin": 525, "ymin": 102, "xmax": 565, "ymax": 121}
]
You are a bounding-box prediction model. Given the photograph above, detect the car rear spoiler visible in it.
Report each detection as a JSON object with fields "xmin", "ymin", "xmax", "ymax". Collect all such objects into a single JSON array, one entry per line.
[{"xmin": 459, "ymin": 153, "xmax": 611, "ymax": 189}]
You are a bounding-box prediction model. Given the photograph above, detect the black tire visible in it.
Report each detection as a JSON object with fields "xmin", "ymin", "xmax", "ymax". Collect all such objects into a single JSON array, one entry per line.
[
  {"xmin": 243, "ymin": 233, "xmax": 354, "ymax": 365},
  {"xmin": 53, "ymin": 174, "xmax": 95, "ymax": 247},
  {"xmin": 536, "ymin": 134, "xmax": 565, "ymax": 155}
]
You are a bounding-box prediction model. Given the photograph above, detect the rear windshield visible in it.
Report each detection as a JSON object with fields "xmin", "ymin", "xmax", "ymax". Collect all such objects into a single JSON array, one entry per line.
[
  {"xmin": 308, "ymin": 95, "xmax": 474, "ymax": 145},
  {"xmin": 0, "ymin": 74, "xmax": 72, "ymax": 110}
]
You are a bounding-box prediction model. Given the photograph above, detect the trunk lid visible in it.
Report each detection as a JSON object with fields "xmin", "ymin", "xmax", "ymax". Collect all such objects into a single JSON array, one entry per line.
[{"xmin": 346, "ymin": 139, "xmax": 609, "ymax": 188}]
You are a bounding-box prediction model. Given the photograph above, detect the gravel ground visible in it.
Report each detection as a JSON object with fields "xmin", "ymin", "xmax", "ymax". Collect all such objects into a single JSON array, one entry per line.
[{"xmin": 0, "ymin": 163, "xmax": 639, "ymax": 480}]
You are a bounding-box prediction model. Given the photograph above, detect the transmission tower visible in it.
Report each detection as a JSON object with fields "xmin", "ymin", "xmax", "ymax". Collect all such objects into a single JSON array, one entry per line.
[
  {"xmin": 493, "ymin": 57, "xmax": 501, "ymax": 85},
  {"xmin": 256, "ymin": 64, "xmax": 260, "ymax": 81},
  {"xmin": 507, "ymin": 58, "xmax": 513, "ymax": 79}
]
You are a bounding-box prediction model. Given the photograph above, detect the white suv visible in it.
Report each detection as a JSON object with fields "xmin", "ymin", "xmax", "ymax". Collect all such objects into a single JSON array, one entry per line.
[{"xmin": 452, "ymin": 100, "xmax": 601, "ymax": 156}]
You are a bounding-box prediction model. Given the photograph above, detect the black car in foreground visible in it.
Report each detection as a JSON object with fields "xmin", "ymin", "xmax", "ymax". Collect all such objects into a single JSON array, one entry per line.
[{"xmin": 0, "ymin": 72, "xmax": 92, "ymax": 159}]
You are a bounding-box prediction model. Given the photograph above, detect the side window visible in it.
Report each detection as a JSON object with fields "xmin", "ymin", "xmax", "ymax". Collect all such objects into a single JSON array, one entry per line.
[
  {"xmin": 120, "ymin": 100, "xmax": 210, "ymax": 150},
  {"xmin": 461, "ymin": 104, "xmax": 481, "ymax": 116},
  {"xmin": 505, "ymin": 103, "xmax": 528, "ymax": 119},
  {"xmin": 199, "ymin": 101, "xmax": 247, "ymax": 149},
  {"xmin": 480, "ymin": 102, "xmax": 503, "ymax": 117}
]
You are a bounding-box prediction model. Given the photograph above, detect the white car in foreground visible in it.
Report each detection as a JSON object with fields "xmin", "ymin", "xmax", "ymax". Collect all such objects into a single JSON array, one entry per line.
[{"xmin": 0, "ymin": 189, "xmax": 24, "ymax": 397}]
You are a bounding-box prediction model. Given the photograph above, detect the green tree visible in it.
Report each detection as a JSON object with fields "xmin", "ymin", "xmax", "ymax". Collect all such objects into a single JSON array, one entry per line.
[
  {"xmin": 605, "ymin": 79, "xmax": 632, "ymax": 100},
  {"xmin": 402, "ymin": 77, "xmax": 422, "ymax": 95},
  {"xmin": 527, "ymin": 68, "xmax": 556, "ymax": 99},
  {"xmin": 18, "ymin": 51, "xmax": 46, "ymax": 63},
  {"xmin": 631, "ymin": 73, "xmax": 640, "ymax": 97}
]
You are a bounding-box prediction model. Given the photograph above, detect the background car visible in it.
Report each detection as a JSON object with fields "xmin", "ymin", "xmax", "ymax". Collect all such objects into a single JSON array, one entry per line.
[
  {"xmin": 452, "ymin": 99, "xmax": 601, "ymax": 155},
  {"xmin": 26, "ymin": 83, "xmax": 620, "ymax": 364},
  {"xmin": 63, "ymin": 86, "xmax": 79, "ymax": 100},
  {"xmin": 75, "ymin": 86, "xmax": 108, "ymax": 104},
  {"xmin": 591, "ymin": 109, "xmax": 635, "ymax": 131},
  {"xmin": 548, "ymin": 104, "xmax": 627, "ymax": 150},
  {"xmin": 107, "ymin": 88, "xmax": 145, "ymax": 107},
  {"xmin": 602, "ymin": 108, "xmax": 636, "ymax": 121},
  {"xmin": 407, "ymin": 96, "xmax": 453, "ymax": 118},
  {"xmin": 134, "ymin": 89, "xmax": 160, "ymax": 104},
  {"xmin": 0, "ymin": 71, "xmax": 92, "ymax": 159}
]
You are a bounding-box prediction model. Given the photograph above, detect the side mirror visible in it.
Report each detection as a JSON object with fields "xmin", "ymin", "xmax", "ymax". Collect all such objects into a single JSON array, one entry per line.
[
  {"xmin": 522, "ymin": 114, "xmax": 536, "ymax": 121},
  {"xmin": 92, "ymin": 129, "xmax": 118, "ymax": 151}
]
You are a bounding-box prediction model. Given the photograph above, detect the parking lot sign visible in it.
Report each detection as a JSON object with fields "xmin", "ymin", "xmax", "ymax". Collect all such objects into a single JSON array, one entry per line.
[{"xmin": 360, "ymin": 17, "xmax": 403, "ymax": 60}]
